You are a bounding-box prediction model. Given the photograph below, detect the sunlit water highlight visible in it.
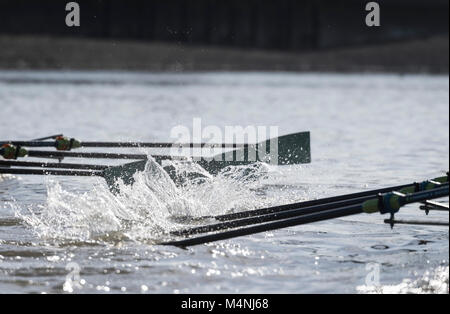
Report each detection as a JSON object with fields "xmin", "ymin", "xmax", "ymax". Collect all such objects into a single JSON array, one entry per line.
[{"xmin": 0, "ymin": 71, "xmax": 448, "ymax": 294}]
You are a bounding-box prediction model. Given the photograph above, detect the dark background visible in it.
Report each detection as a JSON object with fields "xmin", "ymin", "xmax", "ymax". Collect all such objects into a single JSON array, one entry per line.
[
  {"xmin": 0, "ymin": 0, "xmax": 448, "ymax": 71},
  {"xmin": 1, "ymin": 0, "xmax": 448, "ymax": 50}
]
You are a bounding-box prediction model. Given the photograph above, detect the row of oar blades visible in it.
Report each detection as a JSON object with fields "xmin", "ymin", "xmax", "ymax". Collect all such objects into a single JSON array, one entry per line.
[
  {"xmin": 0, "ymin": 132, "xmax": 312, "ymax": 188},
  {"xmin": 1, "ymin": 134, "xmax": 447, "ymax": 247}
]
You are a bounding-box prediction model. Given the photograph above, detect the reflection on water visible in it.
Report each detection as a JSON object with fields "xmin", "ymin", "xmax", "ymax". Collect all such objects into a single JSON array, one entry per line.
[{"xmin": 0, "ymin": 71, "xmax": 448, "ymax": 293}]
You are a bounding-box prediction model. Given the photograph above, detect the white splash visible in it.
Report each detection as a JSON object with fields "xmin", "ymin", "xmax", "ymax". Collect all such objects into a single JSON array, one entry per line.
[
  {"xmin": 0, "ymin": 174, "xmax": 16, "ymax": 182},
  {"xmin": 14, "ymin": 157, "xmax": 298, "ymax": 243}
]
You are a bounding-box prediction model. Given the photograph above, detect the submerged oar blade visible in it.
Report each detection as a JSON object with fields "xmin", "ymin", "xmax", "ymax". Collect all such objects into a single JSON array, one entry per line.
[
  {"xmin": 102, "ymin": 160, "xmax": 147, "ymax": 194},
  {"xmin": 10, "ymin": 131, "xmax": 310, "ymax": 193}
]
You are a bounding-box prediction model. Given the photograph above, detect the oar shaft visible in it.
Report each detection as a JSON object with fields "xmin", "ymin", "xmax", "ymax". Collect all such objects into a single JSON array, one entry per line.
[
  {"xmin": 164, "ymin": 205, "xmax": 363, "ymax": 247},
  {"xmin": 175, "ymin": 183, "xmax": 449, "ymax": 237},
  {"xmin": 0, "ymin": 160, "xmax": 109, "ymax": 171},
  {"xmin": 81, "ymin": 142, "xmax": 251, "ymax": 148},
  {"xmin": 0, "ymin": 141, "xmax": 55, "ymax": 148},
  {"xmin": 214, "ymin": 184, "xmax": 413, "ymax": 221},
  {"xmin": 214, "ymin": 175, "xmax": 448, "ymax": 221},
  {"xmin": 384, "ymin": 219, "xmax": 449, "ymax": 226},
  {"xmin": 0, "ymin": 141, "xmax": 252, "ymax": 148},
  {"xmin": 0, "ymin": 168, "xmax": 103, "ymax": 177},
  {"xmin": 164, "ymin": 184, "xmax": 449, "ymax": 247},
  {"xmin": 403, "ymin": 186, "xmax": 449, "ymax": 205},
  {"xmin": 1, "ymin": 134, "xmax": 63, "ymax": 146},
  {"xmin": 31, "ymin": 134, "xmax": 63, "ymax": 141},
  {"xmin": 27, "ymin": 150, "xmax": 146, "ymax": 159},
  {"xmin": 26, "ymin": 150, "xmax": 180, "ymax": 160},
  {"xmin": 420, "ymin": 200, "xmax": 449, "ymax": 212},
  {"xmin": 172, "ymin": 195, "xmax": 374, "ymax": 236},
  {"xmin": 423, "ymin": 200, "xmax": 449, "ymax": 210}
]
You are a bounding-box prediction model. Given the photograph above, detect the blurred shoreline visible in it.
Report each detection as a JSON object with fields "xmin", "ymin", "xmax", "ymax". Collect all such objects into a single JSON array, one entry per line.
[{"xmin": 0, "ymin": 35, "xmax": 448, "ymax": 73}]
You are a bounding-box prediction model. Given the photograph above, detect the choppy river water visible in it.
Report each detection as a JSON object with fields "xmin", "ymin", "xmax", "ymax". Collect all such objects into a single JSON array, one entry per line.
[{"xmin": 0, "ymin": 71, "xmax": 448, "ymax": 293}]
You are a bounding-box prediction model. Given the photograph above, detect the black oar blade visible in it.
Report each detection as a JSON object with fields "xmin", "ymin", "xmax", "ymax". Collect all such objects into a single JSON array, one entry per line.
[
  {"xmin": 102, "ymin": 160, "xmax": 147, "ymax": 194},
  {"xmin": 203, "ymin": 132, "xmax": 311, "ymax": 174}
]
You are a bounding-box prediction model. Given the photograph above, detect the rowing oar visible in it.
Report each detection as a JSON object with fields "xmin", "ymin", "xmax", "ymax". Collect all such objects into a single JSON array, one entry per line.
[
  {"xmin": 0, "ymin": 132, "xmax": 311, "ymax": 191},
  {"xmin": 30, "ymin": 134, "xmax": 64, "ymax": 141},
  {"xmin": 1, "ymin": 140, "xmax": 249, "ymax": 149},
  {"xmin": 0, "ymin": 168, "xmax": 102, "ymax": 177},
  {"xmin": 210, "ymin": 175, "xmax": 449, "ymax": 222},
  {"xmin": 0, "ymin": 131, "xmax": 309, "ymax": 149},
  {"xmin": 0, "ymin": 159, "xmax": 164, "ymax": 187},
  {"xmin": 0, "ymin": 134, "xmax": 63, "ymax": 149},
  {"xmin": 170, "ymin": 177, "xmax": 449, "ymax": 237},
  {"xmin": 162, "ymin": 185, "xmax": 449, "ymax": 247},
  {"xmin": 0, "ymin": 160, "xmax": 109, "ymax": 171},
  {"xmin": 5, "ymin": 150, "xmax": 180, "ymax": 161},
  {"xmin": 383, "ymin": 219, "xmax": 448, "ymax": 227},
  {"xmin": 0, "ymin": 132, "xmax": 311, "ymax": 166}
]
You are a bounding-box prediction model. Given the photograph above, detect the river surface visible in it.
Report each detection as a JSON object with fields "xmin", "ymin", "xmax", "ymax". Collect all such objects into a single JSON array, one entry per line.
[{"xmin": 0, "ymin": 71, "xmax": 448, "ymax": 294}]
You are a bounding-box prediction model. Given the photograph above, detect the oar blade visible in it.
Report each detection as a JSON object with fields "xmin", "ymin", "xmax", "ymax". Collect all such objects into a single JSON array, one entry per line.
[
  {"xmin": 276, "ymin": 131, "xmax": 311, "ymax": 165},
  {"xmin": 102, "ymin": 132, "xmax": 311, "ymax": 192},
  {"xmin": 206, "ymin": 131, "xmax": 310, "ymax": 173},
  {"xmin": 102, "ymin": 160, "xmax": 147, "ymax": 194}
]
